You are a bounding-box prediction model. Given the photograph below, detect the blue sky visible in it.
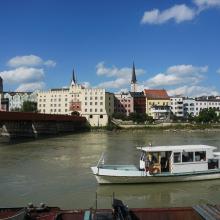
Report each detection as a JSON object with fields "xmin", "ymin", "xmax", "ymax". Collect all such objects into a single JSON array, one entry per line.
[{"xmin": 0, "ymin": 0, "xmax": 220, "ymax": 97}]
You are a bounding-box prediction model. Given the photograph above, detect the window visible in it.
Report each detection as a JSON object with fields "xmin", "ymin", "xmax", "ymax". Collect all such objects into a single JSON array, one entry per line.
[
  {"xmin": 195, "ymin": 151, "xmax": 206, "ymax": 161},
  {"xmin": 89, "ymin": 115, "xmax": 93, "ymax": 118},
  {"xmin": 182, "ymin": 151, "xmax": 194, "ymax": 162},
  {"xmin": 85, "ymin": 109, "xmax": 87, "ymax": 112},
  {"xmin": 90, "ymin": 102, "xmax": 92, "ymax": 105},
  {"xmin": 100, "ymin": 102, "xmax": 103, "ymax": 105},
  {"xmin": 174, "ymin": 152, "xmax": 181, "ymax": 163},
  {"xmin": 100, "ymin": 115, "xmax": 103, "ymax": 118},
  {"xmin": 90, "ymin": 109, "xmax": 92, "ymax": 112},
  {"xmin": 95, "ymin": 109, "xmax": 97, "ymax": 112},
  {"xmin": 85, "ymin": 102, "xmax": 87, "ymax": 105},
  {"xmin": 100, "ymin": 109, "xmax": 103, "ymax": 112}
]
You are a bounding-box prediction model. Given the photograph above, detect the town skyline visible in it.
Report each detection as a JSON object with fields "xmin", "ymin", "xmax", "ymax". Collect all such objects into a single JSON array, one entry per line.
[{"xmin": 0, "ymin": 0, "xmax": 220, "ymax": 97}]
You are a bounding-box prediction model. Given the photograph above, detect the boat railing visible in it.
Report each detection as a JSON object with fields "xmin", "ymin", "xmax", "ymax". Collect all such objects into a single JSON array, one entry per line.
[{"xmin": 97, "ymin": 153, "xmax": 105, "ymax": 168}]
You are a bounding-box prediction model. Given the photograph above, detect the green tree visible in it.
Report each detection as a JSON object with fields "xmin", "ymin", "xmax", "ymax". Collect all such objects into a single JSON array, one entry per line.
[
  {"xmin": 112, "ymin": 112, "xmax": 128, "ymax": 120},
  {"xmin": 128, "ymin": 112, "xmax": 153, "ymax": 124},
  {"xmin": 21, "ymin": 101, "xmax": 37, "ymax": 112},
  {"xmin": 195, "ymin": 108, "xmax": 218, "ymax": 123}
]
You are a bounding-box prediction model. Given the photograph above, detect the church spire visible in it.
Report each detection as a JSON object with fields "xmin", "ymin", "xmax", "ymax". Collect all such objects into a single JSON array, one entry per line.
[
  {"xmin": 131, "ymin": 62, "xmax": 137, "ymax": 84},
  {"xmin": 71, "ymin": 68, "xmax": 77, "ymax": 85},
  {"xmin": 131, "ymin": 62, "xmax": 137, "ymax": 92}
]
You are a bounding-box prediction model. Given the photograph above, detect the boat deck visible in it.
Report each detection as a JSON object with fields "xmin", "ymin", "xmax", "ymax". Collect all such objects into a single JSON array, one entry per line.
[{"xmin": 100, "ymin": 165, "xmax": 139, "ymax": 171}]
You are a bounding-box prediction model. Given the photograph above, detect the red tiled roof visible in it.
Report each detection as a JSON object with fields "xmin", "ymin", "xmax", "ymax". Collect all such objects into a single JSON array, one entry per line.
[{"xmin": 144, "ymin": 89, "xmax": 169, "ymax": 99}]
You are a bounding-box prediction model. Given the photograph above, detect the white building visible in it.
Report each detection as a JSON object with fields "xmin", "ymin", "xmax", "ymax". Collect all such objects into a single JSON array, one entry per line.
[
  {"xmin": 183, "ymin": 97, "xmax": 195, "ymax": 117},
  {"xmin": 194, "ymin": 96, "xmax": 220, "ymax": 116},
  {"xmin": 170, "ymin": 96, "xmax": 184, "ymax": 118},
  {"xmin": 37, "ymin": 70, "xmax": 114, "ymax": 126},
  {"xmin": 4, "ymin": 92, "xmax": 37, "ymax": 111}
]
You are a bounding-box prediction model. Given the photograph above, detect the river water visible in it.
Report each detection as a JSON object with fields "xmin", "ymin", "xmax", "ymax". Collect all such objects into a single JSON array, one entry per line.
[{"xmin": 0, "ymin": 130, "xmax": 220, "ymax": 209}]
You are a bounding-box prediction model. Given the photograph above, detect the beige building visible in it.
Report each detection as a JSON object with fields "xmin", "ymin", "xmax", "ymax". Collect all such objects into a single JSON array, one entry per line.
[
  {"xmin": 37, "ymin": 70, "xmax": 114, "ymax": 126},
  {"xmin": 144, "ymin": 89, "xmax": 171, "ymax": 120}
]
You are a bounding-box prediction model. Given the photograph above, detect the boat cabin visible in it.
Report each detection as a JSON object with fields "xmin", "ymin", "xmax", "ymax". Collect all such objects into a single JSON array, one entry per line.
[{"xmin": 138, "ymin": 145, "xmax": 220, "ymax": 174}]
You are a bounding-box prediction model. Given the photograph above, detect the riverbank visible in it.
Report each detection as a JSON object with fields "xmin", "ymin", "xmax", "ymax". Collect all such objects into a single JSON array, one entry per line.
[{"xmin": 90, "ymin": 122, "xmax": 220, "ymax": 132}]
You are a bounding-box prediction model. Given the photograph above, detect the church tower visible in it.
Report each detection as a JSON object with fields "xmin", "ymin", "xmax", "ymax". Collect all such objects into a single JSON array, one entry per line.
[{"xmin": 131, "ymin": 62, "xmax": 137, "ymax": 92}]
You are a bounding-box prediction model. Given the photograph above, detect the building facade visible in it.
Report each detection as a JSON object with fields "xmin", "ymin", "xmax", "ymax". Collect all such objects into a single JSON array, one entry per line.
[
  {"xmin": 37, "ymin": 70, "xmax": 114, "ymax": 126},
  {"xmin": 3, "ymin": 92, "xmax": 37, "ymax": 111},
  {"xmin": 194, "ymin": 96, "xmax": 220, "ymax": 116},
  {"xmin": 114, "ymin": 92, "xmax": 134, "ymax": 116},
  {"xmin": 183, "ymin": 97, "xmax": 195, "ymax": 117},
  {"xmin": 144, "ymin": 89, "xmax": 170, "ymax": 120},
  {"xmin": 170, "ymin": 96, "xmax": 184, "ymax": 118}
]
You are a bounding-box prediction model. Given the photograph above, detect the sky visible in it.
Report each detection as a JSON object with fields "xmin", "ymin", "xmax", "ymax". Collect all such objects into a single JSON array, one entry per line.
[{"xmin": 0, "ymin": 0, "xmax": 220, "ymax": 97}]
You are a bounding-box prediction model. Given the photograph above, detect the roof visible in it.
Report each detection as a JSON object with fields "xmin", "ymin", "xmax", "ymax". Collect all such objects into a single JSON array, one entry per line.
[
  {"xmin": 137, "ymin": 145, "xmax": 217, "ymax": 152},
  {"xmin": 144, "ymin": 89, "xmax": 169, "ymax": 99}
]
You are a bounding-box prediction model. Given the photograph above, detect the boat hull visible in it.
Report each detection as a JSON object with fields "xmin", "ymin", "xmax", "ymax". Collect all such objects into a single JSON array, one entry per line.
[{"xmin": 92, "ymin": 167, "xmax": 220, "ymax": 184}]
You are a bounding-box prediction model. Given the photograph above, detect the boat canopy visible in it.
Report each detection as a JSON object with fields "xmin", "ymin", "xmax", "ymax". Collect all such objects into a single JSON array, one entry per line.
[{"xmin": 137, "ymin": 145, "xmax": 217, "ymax": 152}]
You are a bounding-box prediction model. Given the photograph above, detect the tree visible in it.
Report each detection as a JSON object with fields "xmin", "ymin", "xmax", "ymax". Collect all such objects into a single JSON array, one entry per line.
[
  {"xmin": 195, "ymin": 108, "xmax": 218, "ymax": 123},
  {"xmin": 21, "ymin": 101, "xmax": 37, "ymax": 112},
  {"xmin": 112, "ymin": 112, "xmax": 128, "ymax": 120},
  {"xmin": 128, "ymin": 112, "xmax": 153, "ymax": 124}
]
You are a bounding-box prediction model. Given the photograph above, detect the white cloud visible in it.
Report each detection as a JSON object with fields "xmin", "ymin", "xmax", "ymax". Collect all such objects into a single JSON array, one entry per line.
[
  {"xmin": 8, "ymin": 55, "xmax": 43, "ymax": 67},
  {"xmin": 96, "ymin": 62, "xmax": 144, "ymax": 78},
  {"xmin": 0, "ymin": 67, "xmax": 44, "ymax": 84},
  {"xmin": 168, "ymin": 85, "xmax": 219, "ymax": 97},
  {"xmin": 141, "ymin": 4, "xmax": 196, "ymax": 24},
  {"xmin": 217, "ymin": 68, "xmax": 220, "ymax": 74},
  {"xmin": 7, "ymin": 55, "xmax": 56, "ymax": 68},
  {"xmin": 44, "ymin": 60, "xmax": 56, "ymax": 67},
  {"xmin": 194, "ymin": 0, "xmax": 220, "ymax": 11},
  {"xmin": 96, "ymin": 62, "xmax": 145, "ymax": 90},
  {"xmin": 167, "ymin": 64, "xmax": 208, "ymax": 75},
  {"xmin": 145, "ymin": 64, "xmax": 207, "ymax": 88},
  {"xmin": 82, "ymin": 81, "xmax": 90, "ymax": 88},
  {"xmin": 141, "ymin": 0, "xmax": 220, "ymax": 25},
  {"xmin": 16, "ymin": 82, "xmax": 45, "ymax": 92}
]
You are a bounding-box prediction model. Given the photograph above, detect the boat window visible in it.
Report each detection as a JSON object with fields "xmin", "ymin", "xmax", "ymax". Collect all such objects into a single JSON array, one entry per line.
[
  {"xmin": 174, "ymin": 152, "xmax": 181, "ymax": 163},
  {"xmin": 182, "ymin": 151, "xmax": 194, "ymax": 162},
  {"xmin": 195, "ymin": 151, "xmax": 206, "ymax": 161}
]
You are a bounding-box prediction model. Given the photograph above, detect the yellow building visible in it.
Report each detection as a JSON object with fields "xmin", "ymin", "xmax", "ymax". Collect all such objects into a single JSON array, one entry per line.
[{"xmin": 144, "ymin": 89, "xmax": 170, "ymax": 120}]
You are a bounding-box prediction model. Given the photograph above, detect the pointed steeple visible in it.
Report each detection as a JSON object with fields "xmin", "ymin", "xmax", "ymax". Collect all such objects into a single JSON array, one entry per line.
[
  {"xmin": 71, "ymin": 68, "xmax": 77, "ymax": 85},
  {"xmin": 131, "ymin": 62, "xmax": 137, "ymax": 84}
]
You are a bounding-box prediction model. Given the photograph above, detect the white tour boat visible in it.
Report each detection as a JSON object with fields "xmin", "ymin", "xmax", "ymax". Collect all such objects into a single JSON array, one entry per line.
[{"xmin": 91, "ymin": 145, "xmax": 220, "ymax": 184}]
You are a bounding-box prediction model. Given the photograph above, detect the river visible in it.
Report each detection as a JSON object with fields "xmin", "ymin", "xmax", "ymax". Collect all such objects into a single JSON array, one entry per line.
[{"xmin": 0, "ymin": 130, "xmax": 220, "ymax": 209}]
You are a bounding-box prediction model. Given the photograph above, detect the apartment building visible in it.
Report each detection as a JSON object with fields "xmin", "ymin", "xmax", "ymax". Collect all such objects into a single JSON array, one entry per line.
[{"xmin": 170, "ymin": 96, "xmax": 184, "ymax": 118}]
